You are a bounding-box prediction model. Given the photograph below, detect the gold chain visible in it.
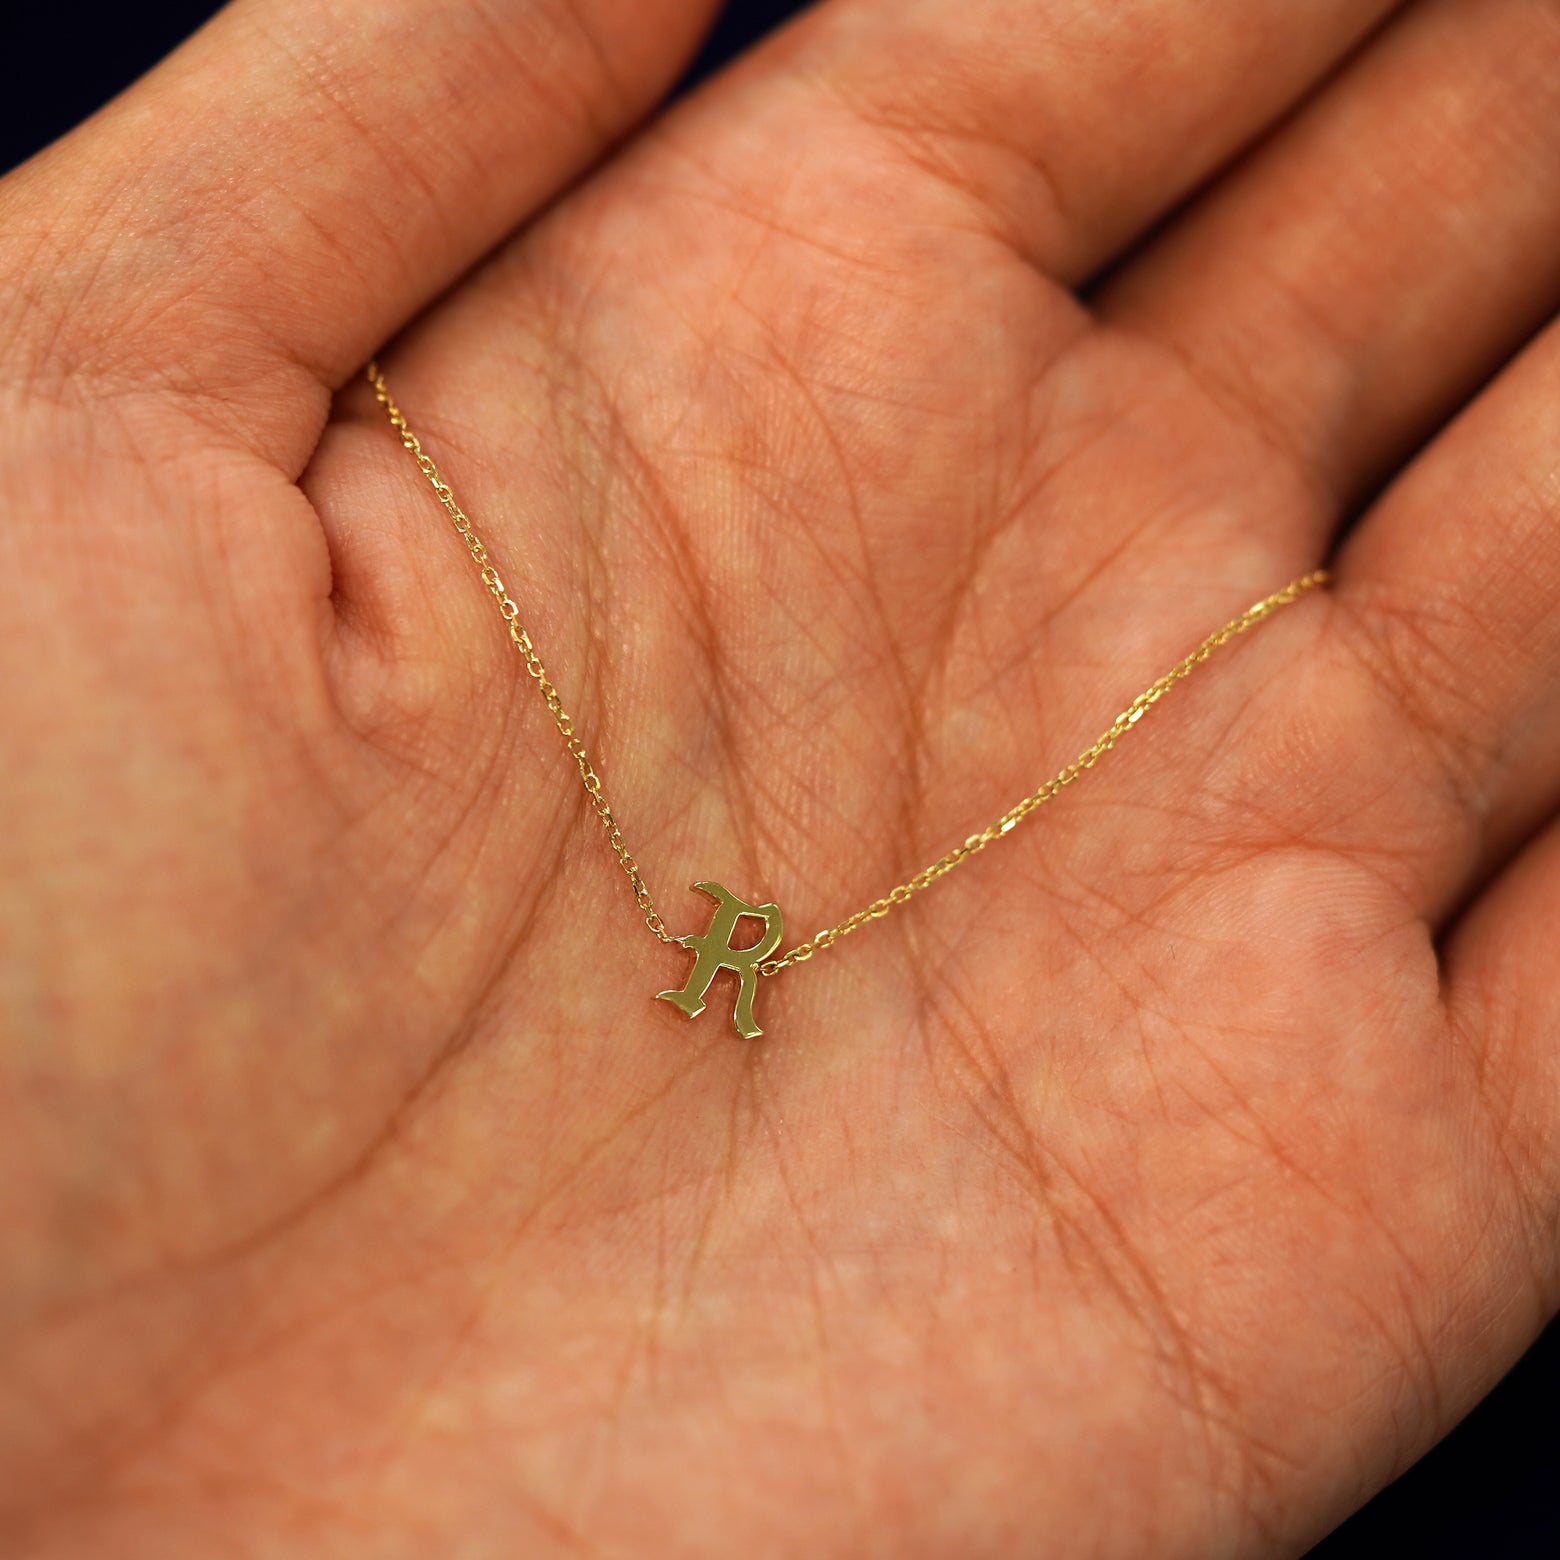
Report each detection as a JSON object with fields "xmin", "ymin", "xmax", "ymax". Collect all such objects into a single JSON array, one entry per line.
[
  {"xmin": 759, "ymin": 567, "xmax": 1327, "ymax": 972},
  {"xmin": 367, "ymin": 362, "xmax": 1328, "ymax": 977}
]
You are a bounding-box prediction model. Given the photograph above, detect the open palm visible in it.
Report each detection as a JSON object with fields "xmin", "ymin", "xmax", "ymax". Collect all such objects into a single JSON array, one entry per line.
[{"xmin": 5, "ymin": 0, "xmax": 1560, "ymax": 1553}]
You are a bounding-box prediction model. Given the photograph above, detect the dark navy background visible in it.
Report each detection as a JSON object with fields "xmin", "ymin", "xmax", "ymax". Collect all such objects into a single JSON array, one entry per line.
[{"xmin": 3, "ymin": 4, "xmax": 1556, "ymax": 1554}]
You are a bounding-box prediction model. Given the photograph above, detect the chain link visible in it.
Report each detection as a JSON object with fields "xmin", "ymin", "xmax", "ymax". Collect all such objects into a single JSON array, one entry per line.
[{"xmin": 368, "ymin": 361, "xmax": 1328, "ymax": 976}]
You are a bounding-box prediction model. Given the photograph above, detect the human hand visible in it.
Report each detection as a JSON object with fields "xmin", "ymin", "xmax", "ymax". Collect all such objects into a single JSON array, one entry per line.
[{"xmin": 4, "ymin": 0, "xmax": 1559, "ymax": 1553}]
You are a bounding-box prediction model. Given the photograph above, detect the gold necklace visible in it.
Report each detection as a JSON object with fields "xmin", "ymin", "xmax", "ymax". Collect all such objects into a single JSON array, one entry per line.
[{"xmin": 368, "ymin": 362, "xmax": 1327, "ymax": 1038}]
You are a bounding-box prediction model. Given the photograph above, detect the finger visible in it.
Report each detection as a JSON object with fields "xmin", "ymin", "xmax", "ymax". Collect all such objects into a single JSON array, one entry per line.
[
  {"xmin": 1441, "ymin": 812, "xmax": 1560, "ymax": 1270},
  {"xmin": 1321, "ymin": 321, "xmax": 1560, "ymax": 920},
  {"xmin": 736, "ymin": 0, "xmax": 1405, "ymax": 283},
  {"xmin": 2, "ymin": 0, "xmax": 718, "ymax": 464},
  {"xmin": 1099, "ymin": 0, "xmax": 1560, "ymax": 512}
]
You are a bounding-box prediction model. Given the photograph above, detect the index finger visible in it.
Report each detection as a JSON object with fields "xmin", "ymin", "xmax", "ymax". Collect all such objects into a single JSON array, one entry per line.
[{"xmin": 1, "ymin": 0, "xmax": 719, "ymax": 464}]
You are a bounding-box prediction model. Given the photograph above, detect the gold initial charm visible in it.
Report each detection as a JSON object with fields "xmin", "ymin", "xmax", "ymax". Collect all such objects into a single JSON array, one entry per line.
[{"xmin": 656, "ymin": 882, "xmax": 784, "ymax": 1039}]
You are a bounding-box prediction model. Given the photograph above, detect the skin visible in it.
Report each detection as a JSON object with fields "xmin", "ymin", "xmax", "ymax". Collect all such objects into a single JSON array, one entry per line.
[{"xmin": 2, "ymin": 0, "xmax": 1560, "ymax": 1552}]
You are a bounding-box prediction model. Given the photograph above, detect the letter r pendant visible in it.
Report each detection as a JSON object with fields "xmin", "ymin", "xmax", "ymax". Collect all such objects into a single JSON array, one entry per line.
[{"xmin": 655, "ymin": 882, "xmax": 784, "ymax": 1039}]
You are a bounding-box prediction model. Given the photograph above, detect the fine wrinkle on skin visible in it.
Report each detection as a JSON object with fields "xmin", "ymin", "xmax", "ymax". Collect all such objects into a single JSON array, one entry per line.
[
  {"xmin": 535, "ymin": 205, "xmax": 938, "ymax": 914},
  {"xmin": 1108, "ymin": 319, "xmax": 1344, "ymax": 528},
  {"xmin": 746, "ymin": 1049, "xmax": 865, "ymax": 1513},
  {"xmin": 917, "ymin": 962, "xmax": 1054, "ymax": 1212},
  {"xmin": 1156, "ymin": 980, "xmax": 1494, "ymax": 1541},
  {"xmin": 782, "ymin": 0, "xmax": 1406, "ymax": 299},
  {"xmin": 502, "ymin": 0, "xmax": 641, "ymax": 149},
  {"xmin": 709, "ymin": 269, "xmax": 931, "ymax": 896},
  {"xmin": 4, "ymin": 590, "xmax": 580, "ymax": 1318},
  {"xmin": 1141, "ymin": 623, "xmax": 1473, "ymax": 925},
  {"xmin": 645, "ymin": 138, "xmax": 918, "ymax": 292},
  {"xmin": 24, "ymin": 71, "xmax": 395, "ymax": 403},
  {"xmin": 11, "ymin": 847, "xmax": 566, "ymax": 1349},
  {"xmin": 509, "ymin": 271, "xmax": 799, "ymax": 901},
  {"xmin": 791, "ymin": 45, "xmax": 1078, "ymax": 278},
  {"xmin": 116, "ymin": 1034, "xmax": 729, "ymax": 1544},
  {"xmin": 238, "ymin": 0, "xmax": 674, "ymax": 391},
  {"xmin": 1331, "ymin": 582, "xmax": 1513, "ymax": 827},
  {"xmin": 552, "ymin": 329, "xmax": 762, "ymax": 884},
  {"xmin": 0, "ymin": 966, "xmax": 520, "ymax": 1539},
  {"xmin": 545, "ymin": 149, "xmax": 1106, "ymax": 929},
  {"xmin": 1040, "ymin": 1129, "xmax": 1245, "ymax": 1533},
  {"xmin": 1440, "ymin": 988, "xmax": 1560, "ymax": 1318},
  {"xmin": 910, "ymin": 843, "xmax": 1456, "ymax": 1550},
  {"xmin": 0, "ymin": 155, "xmax": 156, "ymax": 392},
  {"xmin": 243, "ymin": 14, "xmax": 427, "ymax": 298},
  {"xmin": 921, "ymin": 331, "xmax": 1099, "ymax": 700}
]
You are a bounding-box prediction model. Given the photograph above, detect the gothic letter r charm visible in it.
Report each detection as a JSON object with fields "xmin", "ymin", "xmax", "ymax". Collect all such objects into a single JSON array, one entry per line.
[{"xmin": 656, "ymin": 881, "xmax": 784, "ymax": 1039}]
